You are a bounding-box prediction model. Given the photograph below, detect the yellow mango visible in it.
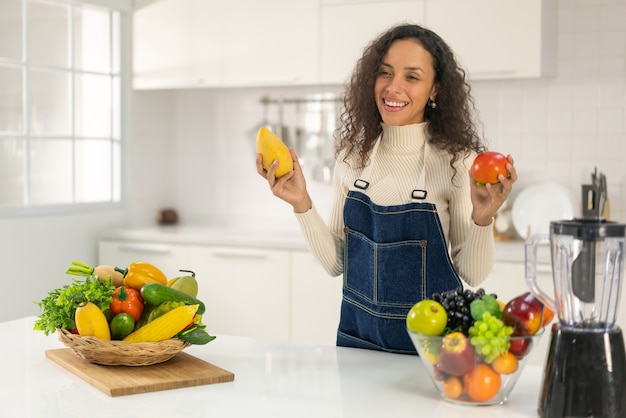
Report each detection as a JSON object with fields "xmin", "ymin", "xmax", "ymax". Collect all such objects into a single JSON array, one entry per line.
[
  {"xmin": 75, "ymin": 301, "xmax": 111, "ymax": 341},
  {"xmin": 256, "ymin": 126, "xmax": 293, "ymax": 178}
]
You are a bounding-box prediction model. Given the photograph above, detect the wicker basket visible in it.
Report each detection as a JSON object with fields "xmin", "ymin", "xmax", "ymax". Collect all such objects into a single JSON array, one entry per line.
[{"xmin": 57, "ymin": 328, "xmax": 190, "ymax": 366}]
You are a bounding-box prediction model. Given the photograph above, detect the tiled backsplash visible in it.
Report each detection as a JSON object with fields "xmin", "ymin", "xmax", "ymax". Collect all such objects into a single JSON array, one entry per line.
[{"xmin": 130, "ymin": 0, "xmax": 626, "ymax": 231}]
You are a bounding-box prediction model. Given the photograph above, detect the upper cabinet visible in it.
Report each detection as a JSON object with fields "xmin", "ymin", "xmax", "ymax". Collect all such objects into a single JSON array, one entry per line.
[
  {"xmin": 133, "ymin": 0, "xmax": 319, "ymax": 89},
  {"xmin": 319, "ymin": 0, "xmax": 425, "ymax": 85},
  {"xmin": 133, "ymin": 0, "xmax": 224, "ymax": 89},
  {"xmin": 424, "ymin": 0, "xmax": 557, "ymax": 80},
  {"xmin": 220, "ymin": 0, "xmax": 319, "ymax": 87},
  {"xmin": 132, "ymin": 0, "xmax": 557, "ymax": 89}
]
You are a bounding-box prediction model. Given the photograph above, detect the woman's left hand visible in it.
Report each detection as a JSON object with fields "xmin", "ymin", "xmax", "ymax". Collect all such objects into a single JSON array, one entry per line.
[{"xmin": 470, "ymin": 154, "xmax": 517, "ymax": 226}]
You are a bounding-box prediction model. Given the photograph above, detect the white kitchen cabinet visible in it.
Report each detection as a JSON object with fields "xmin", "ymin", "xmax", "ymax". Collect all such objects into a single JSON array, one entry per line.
[
  {"xmin": 424, "ymin": 0, "xmax": 557, "ymax": 80},
  {"xmin": 220, "ymin": 0, "xmax": 320, "ymax": 87},
  {"xmin": 290, "ymin": 250, "xmax": 343, "ymax": 345},
  {"xmin": 319, "ymin": 1, "xmax": 425, "ymax": 85},
  {"xmin": 98, "ymin": 239, "xmax": 192, "ymax": 279},
  {"xmin": 133, "ymin": 0, "xmax": 224, "ymax": 89},
  {"xmin": 133, "ymin": 0, "xmax": 319, "ymax": 88},
  {"xmin": 133, "ymin": 0, "xmax": 556, "ymax": 89},
  {"xmin": 190, "ymin": 245, "xmax": 291, "ymax": 341}
]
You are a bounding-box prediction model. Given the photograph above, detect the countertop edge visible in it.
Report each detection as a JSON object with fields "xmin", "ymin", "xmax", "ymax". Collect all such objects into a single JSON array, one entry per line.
[{"xmin": 99, "ymin": 227, "xmax": 548, "ymax": 263}]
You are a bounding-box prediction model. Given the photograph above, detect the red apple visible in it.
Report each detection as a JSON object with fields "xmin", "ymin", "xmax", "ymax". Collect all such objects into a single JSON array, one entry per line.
[
  {"xmin": 508, "ymin": 331, "xmax": 534, "ymax": 358},
  {"xmin": 432, "ymin": 364, "xmax": 447, "ymax": 381},
  {"xmin": 438, "ymin": 332, "xmax": 476, "ymax": 376},
  {"xmin": 502, "ymin": 292, "xmax": 544, "ymax": 336}
]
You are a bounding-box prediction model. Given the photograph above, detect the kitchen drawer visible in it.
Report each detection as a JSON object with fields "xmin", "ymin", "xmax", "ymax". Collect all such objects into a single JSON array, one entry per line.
[
  {"xmin": 98, "ymin": 239, "xmax": 191, "ymax": 279},
  {"xmin": 190, "ymin": 245, "xmax": 290, "ymax": 341},
  {"xmin": 290, "ymin": 250, "xmax": 342, "ymax": 345}
]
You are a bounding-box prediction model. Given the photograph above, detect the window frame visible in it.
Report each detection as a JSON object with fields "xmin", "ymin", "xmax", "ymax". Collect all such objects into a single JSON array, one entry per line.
[{"xmin": 0, "ymin": 0, "xmax": 131, "ymax": 217}]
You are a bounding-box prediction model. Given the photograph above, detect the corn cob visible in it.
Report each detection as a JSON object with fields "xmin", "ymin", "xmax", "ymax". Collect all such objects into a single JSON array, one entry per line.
[{"xmin": 123, "ymin": 304, "xmax": 199, "ymax": 343}]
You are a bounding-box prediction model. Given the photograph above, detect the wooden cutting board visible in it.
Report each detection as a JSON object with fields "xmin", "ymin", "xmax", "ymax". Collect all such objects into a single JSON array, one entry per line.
[{"xmin": 46, "ymin": 348, "xmax": 235, "ymax": 397}]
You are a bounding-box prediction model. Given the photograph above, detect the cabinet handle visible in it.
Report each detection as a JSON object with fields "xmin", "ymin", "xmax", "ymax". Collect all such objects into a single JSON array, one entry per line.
[
  {"xmin": 229, "ymin": 75, "xmax": 300, "ymax": 86},
  {"xmin": 210, "ymin": 248, "xmax": 269, "ymax": 259},
  {"xmin": 469, "ymin": 69, "xmax": 516, "ymax": 77},
  {"xmin": 537, "ymin": 265, "xmax": 553, "ymax": 274},
  {"xmin": 117, "ymin": 244, "xmax": 172, "ymax": 254}
]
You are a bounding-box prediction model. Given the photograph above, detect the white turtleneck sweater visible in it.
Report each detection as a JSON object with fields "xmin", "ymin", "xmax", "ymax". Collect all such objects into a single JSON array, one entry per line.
[{"xmin": 295, "ymin": 122, "xmax": 495, "ymax": 287}]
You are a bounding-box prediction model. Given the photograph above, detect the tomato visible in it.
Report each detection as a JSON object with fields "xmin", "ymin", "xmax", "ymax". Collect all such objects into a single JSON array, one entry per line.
[
  {"xmin": 491, "ymin": 351, "xmax": 519, "ymax": 375},
  {"xmin": 463, "ymin": 363, "xmax": 501, "ymax": 402},
  {"xmin": 470, "ymin": 151, "xmax": 509, "ymax": 186},
  {"xmin": 406, "ymin": 299, "xmax": 448, "ymax": 336}
]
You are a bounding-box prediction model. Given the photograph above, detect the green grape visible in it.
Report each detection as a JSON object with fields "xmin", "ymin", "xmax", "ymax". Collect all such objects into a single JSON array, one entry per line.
[{"xmin": 468, "ymin": 312, "xmax": 514, "ymax": 363}]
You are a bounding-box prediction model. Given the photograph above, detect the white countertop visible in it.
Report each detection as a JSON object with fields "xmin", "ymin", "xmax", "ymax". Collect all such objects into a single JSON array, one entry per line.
[{"xmin": 2, "ymin": 317, "xmax": 544, "ymax": 418}]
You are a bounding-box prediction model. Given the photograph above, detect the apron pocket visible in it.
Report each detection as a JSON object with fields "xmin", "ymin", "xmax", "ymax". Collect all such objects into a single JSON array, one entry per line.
[
  {"xmin": 345, "ymin": 229, "xmax": 426, "ymax": 305},
  {"xmin": 344, "ymin": 229, "xmax": 376, "ymax": 300},
  {"xmin": 376, "ymin": 240, "xmax": 426, "ymax": 306}
]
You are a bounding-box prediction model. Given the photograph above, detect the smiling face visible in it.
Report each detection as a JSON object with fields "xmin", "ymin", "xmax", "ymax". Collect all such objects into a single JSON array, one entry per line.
[{"xmin": 374, "ymin": 38, "xmax": 437, "ymax": 126}]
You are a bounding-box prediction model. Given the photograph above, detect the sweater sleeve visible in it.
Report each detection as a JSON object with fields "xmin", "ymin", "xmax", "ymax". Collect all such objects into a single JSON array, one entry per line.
[
  {"xmin": 447, "ymin": 156, "xmax": 495, "ymax": 287},
  {"xmin": 294, "ymin": 161, "xmax": 348, "ymax": 277}
]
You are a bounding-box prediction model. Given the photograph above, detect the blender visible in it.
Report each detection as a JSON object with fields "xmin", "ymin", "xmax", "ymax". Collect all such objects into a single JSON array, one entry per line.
[{"xmin": 525, "ymin": 179, "xmax": 626, "ymax": 418}]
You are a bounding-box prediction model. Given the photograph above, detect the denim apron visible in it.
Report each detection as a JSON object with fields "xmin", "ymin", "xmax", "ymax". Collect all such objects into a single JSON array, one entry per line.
[{"xmin": 336, "ymin": 139, "xmax": 462, "ymax": 354}]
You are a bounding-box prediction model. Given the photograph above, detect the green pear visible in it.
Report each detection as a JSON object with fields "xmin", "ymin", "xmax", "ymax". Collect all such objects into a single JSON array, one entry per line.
[{"xmin": 169, "ymin": 270, "xmax": 198, "ymax": 298}]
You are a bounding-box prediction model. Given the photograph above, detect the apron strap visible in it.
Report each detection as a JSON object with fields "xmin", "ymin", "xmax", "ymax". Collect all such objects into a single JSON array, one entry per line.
[
  {"xmin": 353, "ymin": 137, "xmax": 429, "ymax": 201},
  {"xmin": 412, "ymin": 142, "xmax": 429, "ymax": 201},
  {"xmin": 353, "ymin": 138, "xmax": 382, "ymax": 190}
]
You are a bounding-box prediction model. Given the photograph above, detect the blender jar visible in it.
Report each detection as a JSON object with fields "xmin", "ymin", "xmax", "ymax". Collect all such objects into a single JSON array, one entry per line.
[{"xmin": 526, "ymin": 219, "xmax": 625, "ymax": 330}]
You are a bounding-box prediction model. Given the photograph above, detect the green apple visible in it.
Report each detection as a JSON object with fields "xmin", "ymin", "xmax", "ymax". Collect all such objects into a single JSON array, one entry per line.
[{"xmin": 406, "ymin": 299, "xmax": 448, "ymax": 336}]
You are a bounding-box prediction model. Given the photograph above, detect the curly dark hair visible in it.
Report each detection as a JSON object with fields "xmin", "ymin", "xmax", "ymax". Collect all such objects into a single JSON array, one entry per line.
[{"xmin": 337, "ymin": 23, "xmax": 485, "ymax": 173}]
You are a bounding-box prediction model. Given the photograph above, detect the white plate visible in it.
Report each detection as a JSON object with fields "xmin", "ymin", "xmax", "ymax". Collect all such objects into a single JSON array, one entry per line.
[{"xmin": 511, "ymin": 182, "xmax": 578, "ymax": 239}]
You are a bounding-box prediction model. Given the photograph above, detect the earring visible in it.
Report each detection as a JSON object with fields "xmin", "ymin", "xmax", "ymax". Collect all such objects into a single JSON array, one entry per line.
[{"xmin": 428, "ymin": 98, "xmax": 437, "ymax": 109}]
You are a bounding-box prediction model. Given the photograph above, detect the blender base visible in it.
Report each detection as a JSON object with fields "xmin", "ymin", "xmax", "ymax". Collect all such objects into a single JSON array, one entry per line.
[{"xmin": 538, "ymin": 323, "xmax": 626, "ymax": 418}]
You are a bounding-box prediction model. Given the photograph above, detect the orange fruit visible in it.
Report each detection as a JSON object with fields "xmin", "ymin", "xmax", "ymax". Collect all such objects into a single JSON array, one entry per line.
[
  {"xmin": 463, "ymin": 364, "xmax": 501, "ymax": 402},
  {"xmin": 491, "ymin": 351, "xmax": 519, "ymax": 375},
  {"xmin": 442, "ymin": 376, "xmax": 463, "ymax": 399},
  {"xmin": 542, "ymin": 306, "xmax": 555, "ymax": 326}
]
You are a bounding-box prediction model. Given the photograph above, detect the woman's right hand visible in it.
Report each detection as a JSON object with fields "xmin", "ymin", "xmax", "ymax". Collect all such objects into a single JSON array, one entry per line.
[{"xmin": 256, "ymin": 149, "xmax": 313, "ymax": 213}]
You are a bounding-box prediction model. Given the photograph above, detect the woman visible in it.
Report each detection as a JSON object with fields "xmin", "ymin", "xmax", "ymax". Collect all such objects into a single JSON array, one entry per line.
[{"xmin": 256, "ymin": 24, "xmax": 517, "ymax": 354}]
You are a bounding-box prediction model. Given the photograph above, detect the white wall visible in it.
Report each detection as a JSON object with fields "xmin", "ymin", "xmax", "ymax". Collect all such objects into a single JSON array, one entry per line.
[
  {"xmin": 129, "ymin": 0, "xmax": 626, "ymax": 230},
  {"xmin": 129, "ymin": 85, "xmax": 341, "ymax": 232},
  {"xmin": 0, "ymin": 210, "xmax": 126, "ymax": 322}
]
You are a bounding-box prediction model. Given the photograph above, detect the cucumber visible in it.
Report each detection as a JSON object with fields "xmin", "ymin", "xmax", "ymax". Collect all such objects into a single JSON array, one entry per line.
[{"xmin": 140, "ymin": 282, "xmax": 206, "ymax": 315}]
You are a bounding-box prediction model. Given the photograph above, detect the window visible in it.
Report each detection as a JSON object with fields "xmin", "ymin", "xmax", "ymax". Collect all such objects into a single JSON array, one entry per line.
[{"xmin": 0, "ymin": 0, "xmax": 127, "ymax": 212}]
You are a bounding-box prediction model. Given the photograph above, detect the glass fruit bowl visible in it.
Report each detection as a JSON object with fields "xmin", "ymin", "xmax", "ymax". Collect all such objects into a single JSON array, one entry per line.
[{"xmin": 407, "ymin": 327, "xmax": 544, "ymax": 406}]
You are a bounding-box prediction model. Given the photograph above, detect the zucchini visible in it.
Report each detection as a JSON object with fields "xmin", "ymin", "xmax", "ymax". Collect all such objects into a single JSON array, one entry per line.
[{"xmin": 140, "ymin": 282, "xmax": 206, "ymax": 315}]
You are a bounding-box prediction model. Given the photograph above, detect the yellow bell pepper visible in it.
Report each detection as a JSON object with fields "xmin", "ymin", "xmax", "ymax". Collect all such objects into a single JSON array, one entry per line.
[{"xmin": 120, "ymin": 261, "xmax": 167, "ymax": 291}]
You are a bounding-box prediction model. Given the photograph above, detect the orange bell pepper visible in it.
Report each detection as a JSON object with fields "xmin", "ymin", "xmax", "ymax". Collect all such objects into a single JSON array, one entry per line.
[
  {"xmin": 110, "ymin": 286, "xmax": 145, "ymax": 322},
  {"xmin": 119, "ymin": 261, "xmax": 167, "ymax": 291}
]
